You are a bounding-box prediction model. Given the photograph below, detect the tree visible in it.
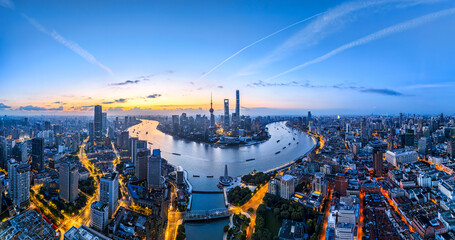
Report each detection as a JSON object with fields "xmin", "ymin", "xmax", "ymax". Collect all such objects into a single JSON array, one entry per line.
[{"xmin": 224, "ymin": 224, "xmax": 230, "ymax": 233}]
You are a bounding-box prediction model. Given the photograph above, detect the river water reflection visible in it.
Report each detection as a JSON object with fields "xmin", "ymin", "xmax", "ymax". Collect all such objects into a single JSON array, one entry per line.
[
  {"xmin": 128, "ymin": 120, "xmax": 316, "ymax": 239},
  {"xmin": 129, "ymin": 120, "xmax": 316, "ymax": 191}
]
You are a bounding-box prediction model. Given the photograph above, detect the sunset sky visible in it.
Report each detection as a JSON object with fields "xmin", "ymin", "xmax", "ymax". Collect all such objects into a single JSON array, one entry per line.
[{"xmin": 1, "ymin": 0, "xmax": 455, "ymax": 115}]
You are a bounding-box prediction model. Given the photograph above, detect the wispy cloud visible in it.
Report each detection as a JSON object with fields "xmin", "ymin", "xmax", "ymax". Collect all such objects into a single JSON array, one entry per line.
[
  {"xmin": 360, "ymin": 88, "xmax": 403, "ymax": 96},
  {"xmin": 0, "ymin": 0, "xmax": 14, "ymax": 9},
  {"xmin": 405, "ymin": 82, "xmax": 455, "ymax": 89},
  {"xmin": 195, "ymin": 12, "xmax": 324, "ymax": 81},
  {"xmin": 19, "ymin": 105, "xmax": 64, "ymax": 111},
  {"xmin": 110, "ymin": 80, "xmax": 140, "ymax": 86},
  {"xmin": 147, "ymin": 94, "xmax": 162, "ymax": 99},
  {"xmin": 248, "ymin": 80, "xmax": 405, "ymax": 96},
  {"xmin": 48, "ymin": 106, "xmax": 64, "ymax": 111},
  {"xmin": 103, "ymin": 98, "xmax": 128, "ymax": 104},
  {"xmin": 267, "ymin": 7, "xmax": 455, "ymax": 81},
  {"xmin": 22, "ymin": 14, "xmax": 113, "ymax": 75},
  {"xmin": 0, "ymin": 103, "xmax": 11, "ymax": 109},
  {"xmin": 110, "ymin": 71, "xmax": 174, "ymax": 86},
  {"xmin": 240, "ymin": 0, "xmax": 445, "ymax": 76}
]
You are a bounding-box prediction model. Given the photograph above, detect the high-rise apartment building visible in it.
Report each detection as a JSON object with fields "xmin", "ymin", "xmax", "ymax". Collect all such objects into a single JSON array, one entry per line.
[
  {"xmin": 147, "ymin": 151, "xmax": 162, "ymax": 190},
  {"xmin": 90, "ymin": 201, "xmax": 109, "ymax": 231},
  {"xmin": 8, "ymin": 159, "xmax": 30, "ymax": 208},
  {"xmin": 59, "ymin": 161, "xmax": 79, "ymax": 202},
  {"xmin": 279, "ymin": 175, "xmax": 295, "ymax": 200},
  {"xmin": 31, "ymin": 137, "xmax": 44, "ymax": 171},
  {"xmin": 100, "ymin": 172, "xmax": 119, "ymax": 217}
]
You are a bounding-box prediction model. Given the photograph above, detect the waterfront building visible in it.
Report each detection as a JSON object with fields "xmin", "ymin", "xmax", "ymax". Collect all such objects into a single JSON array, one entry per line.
[
  {"xmin": 176, "ymin": 166, "xmax": 184, "ymax": 185},
  {"xmin": 90, "ymin": 201, "xmax": 109, "ymax": 231},
  {"xmin": 235, "ymin": 90, "xmax": 240, "ymax": 121},
  {"xmin": 100, "ymin": 172, "xmax": 119, "ymax": 218},
  {"xmin": 31, "ymin": 137, "xmax": 44, "ymax": 171},
  {"xmin": 224, "ymin": 99, "xmax": 229, "ymax": 130},
  {"xmin": 94, "ymin": 105, "xmax": 103, "ymax": 142},
  {"xmin": 8, "ymin": 159, "xmax": 30, "ymax": 208},
  {"xmin": 209, "ymin": 94, "xmax": 215, "ymax": 135},
  {"xmin": 59, "ymin": 161, "xmax": 79, "ymax": 203},
  {"xmin": 147, "ymin": 151, "xmax": 162, "ymax": 189},
  {"xmin": 307, "ymin": 111, "xmax": 312, "ymax": 126},
  {"xmin": 219, "ymin": 164, "xmax": 233, "ymax": 186}
]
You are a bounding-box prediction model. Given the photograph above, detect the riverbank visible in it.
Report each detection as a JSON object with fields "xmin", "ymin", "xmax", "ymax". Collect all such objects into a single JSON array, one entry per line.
[{"xmin": 156, "ymin": 121, "xmax": 271, "ymax": 148}]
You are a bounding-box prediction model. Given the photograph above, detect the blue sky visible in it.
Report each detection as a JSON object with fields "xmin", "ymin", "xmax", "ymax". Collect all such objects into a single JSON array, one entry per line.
[{"xmin": 0, "ymin": 0, "xmax": 454, "ymax": 115}]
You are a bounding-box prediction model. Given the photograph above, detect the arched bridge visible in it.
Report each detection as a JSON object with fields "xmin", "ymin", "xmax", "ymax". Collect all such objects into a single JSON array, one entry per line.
[{"xmin": 184, "ymin": 208, "xmax": 231, "ymax": 222}]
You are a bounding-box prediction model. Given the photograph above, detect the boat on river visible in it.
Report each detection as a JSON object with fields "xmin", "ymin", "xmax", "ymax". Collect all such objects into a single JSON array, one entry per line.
[
  {"xmin": 275, "ymin": 151, "xmax": 281, "ymax": 154},
  {"xmin": 245, "ymin": 158, "xmax": 255, "ymax": 162}
]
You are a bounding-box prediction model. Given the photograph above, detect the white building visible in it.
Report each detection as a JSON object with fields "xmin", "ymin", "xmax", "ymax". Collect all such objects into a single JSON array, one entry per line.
[
  {"xmin": 439, "ymin": 179, "xmax": 455, "ymax": 200},
  {"xmin": 417, "ymin": 173, "xmax": 432, "ymax": 188},
  {"xmin": 100, "ymin": 172, "xmax": 119, "ymax": 218},
  {"xmin": 385, "ymin": 149, "xmax": 418, "ymax": 167},
  {"xmin": 8, "ymin": 159, "xmax": 30, "ymax": 208},
  {"xmin": 279, "ymin": 175, "xmax": 295, "ymax": 200},
  {"xmin": 90, "ymin": 201, "xmax": 109, "ymax": 232}
]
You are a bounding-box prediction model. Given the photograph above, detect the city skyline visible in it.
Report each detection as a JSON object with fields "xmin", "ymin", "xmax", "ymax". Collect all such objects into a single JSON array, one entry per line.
[{"xmin": 2, "ymin": 0, "xmax": 455, "ymax": 115}]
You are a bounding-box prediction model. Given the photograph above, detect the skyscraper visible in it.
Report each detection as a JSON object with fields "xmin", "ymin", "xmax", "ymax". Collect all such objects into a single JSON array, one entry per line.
[
  {"xmin": 136, "ymin": 148, "xmax": 150, "ymax": 181},
  {"xmin": 371, "ymin": 140, "xmax": 387, "ymax": 178},
  {"xmin": 100, "ymin": 172, "xmax": 119, "ymax": 217},
  {"xmin": 130, "ymin": 137, "xmax": 138, "ymax": 166},
  {"xmin": 8, "ymin": 159, "xmax": 30, "ymax": 208},
  {"xmin": 147, "ymin": 150, "xmax": 162, "ymax": 189},
  {"xmin": 224, "ymin": 99, "xmax": 229, "ymax": 130},
  {"xmin": 102, "ymin": 112, "xmax": 107, "ymax": 134},
  {"xmin": 0, "ymin": 137, "xmax": 7, "ymax": 169},
  {"xmin": 235, "ymin": 90, "xmax": 240, "ymax": 118},
  {"xmin": 307, "ymin": 111, "xmax": 312, "ymax": 126},
  {"xmin": 31, "ymin": 138, "xmax": 44, "ymax": 171},
  {"xmin": 94, "ymin": 105, "xmax": 103, "ymax": 142},
  {"xmin": 59, "ymin": 161, "xmax": 79, "ymax": 203}
]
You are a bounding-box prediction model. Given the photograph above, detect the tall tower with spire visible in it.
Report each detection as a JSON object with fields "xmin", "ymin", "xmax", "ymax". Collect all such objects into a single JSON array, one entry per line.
[{"xmin": 209, "ymin": 93, "xmax": 215, "ymax": 135}]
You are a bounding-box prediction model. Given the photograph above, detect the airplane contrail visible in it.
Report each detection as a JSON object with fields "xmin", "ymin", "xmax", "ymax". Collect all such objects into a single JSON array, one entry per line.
[
  {"xmin": 196, "ymin": 11, "xmax": 326, "ymax": 82},
  {"xmin": 22, "ymin": 14, "xmax": 114, "ymax": 75},
  {"xmin": 266, "ymin": 7, "xmax": 455, "ymax": 81}
]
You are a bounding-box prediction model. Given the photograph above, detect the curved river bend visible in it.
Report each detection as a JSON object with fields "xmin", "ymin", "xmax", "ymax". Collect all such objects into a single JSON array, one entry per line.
[{"xmin": 129, "ymin": 120, "xmax": 316, "ymax": 191}]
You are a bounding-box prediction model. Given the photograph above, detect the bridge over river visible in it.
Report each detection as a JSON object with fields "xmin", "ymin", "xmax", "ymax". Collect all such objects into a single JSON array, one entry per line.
[{"xmin": 183, "ymin": 208, "xmax": 231, "ymax": 222}]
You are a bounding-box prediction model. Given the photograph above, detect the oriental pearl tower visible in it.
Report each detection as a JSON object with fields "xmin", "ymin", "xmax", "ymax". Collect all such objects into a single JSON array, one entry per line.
[{"xmin": 209, "ymin": 93, "xmax": 215, "ymax": 135}]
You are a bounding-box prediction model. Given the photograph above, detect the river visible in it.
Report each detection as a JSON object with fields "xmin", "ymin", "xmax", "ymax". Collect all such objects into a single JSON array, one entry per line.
[{"xmin": 128, "ymin": 120, "xmax": 316, "ymax": 239}]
